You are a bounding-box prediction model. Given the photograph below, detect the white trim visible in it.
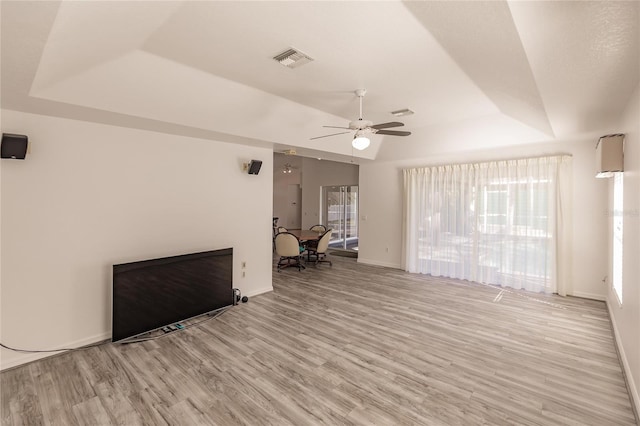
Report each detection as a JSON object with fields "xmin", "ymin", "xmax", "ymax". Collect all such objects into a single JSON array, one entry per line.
[
  {"xmin": 570, "ymin": 291, "xmax": 606, "ymax": 301},
  {"xmin": 0, "ymin": 331, "xmax": 111, "ymax": 371},
  {"xmin": 357, "ymin": 258, "xmax": 402, "ymax": 269},
  {"xmin": 0, "ymin": 287, "xmax": 275, "ymax": 371},
  {"xmin": 243, "ymin": 286, "xmax": 273, "ymax": 298},
  {"xmin": 607, "ymin": 300, "xmax": 640, "ymax": 419}
]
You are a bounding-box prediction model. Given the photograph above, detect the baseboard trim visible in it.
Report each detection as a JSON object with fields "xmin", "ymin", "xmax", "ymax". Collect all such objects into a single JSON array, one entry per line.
[
  {"xmin": 1, "ymin": 286, "xmax": 274, "ymax": 372},
  {"xmin": 0, "ymin": 331, "xmax": 111, "ymax": 371},
  {"xmin": 571, "ymin": 291, "xmax": 606, "ymax": 301},
  {"xmin": 356, "ymin": 258, "xmax": 402, "ymax": 269},
  {"xmin": 243, "ymin": 286, "xmax": 273, "ymax": 298},
  {"xmin": 606, "ymin": 299, "xmax": 640, "ymax": 421}
]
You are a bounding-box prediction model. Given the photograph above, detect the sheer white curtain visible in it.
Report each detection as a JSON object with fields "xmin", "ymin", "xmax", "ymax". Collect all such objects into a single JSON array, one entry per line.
[{"xmin": 403, "ymin": 156, "xmax": 572, "ymax": 294}]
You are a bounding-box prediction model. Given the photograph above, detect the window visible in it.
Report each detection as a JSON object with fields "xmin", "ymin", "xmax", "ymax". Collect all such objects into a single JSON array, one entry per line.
[
  {"xmin": 476, "ymin": 180, "xmax": 551, "ymax": 282},
  {"xmin": 612, "ymin": 173, "xmax": 623, "ymax": 304},
  {"xmin": 403, "ymin": 156, "xmax": 572, "ymax": 294}
]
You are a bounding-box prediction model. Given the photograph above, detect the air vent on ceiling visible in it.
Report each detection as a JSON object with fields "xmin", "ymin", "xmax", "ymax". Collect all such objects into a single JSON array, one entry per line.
[
  {"xmin": 391, "ymin": 108, "xmax": 414, "ymax": 117},
  {"xmin": 273, "ymin": 48, "xmax": 313, "ymax": 69}
]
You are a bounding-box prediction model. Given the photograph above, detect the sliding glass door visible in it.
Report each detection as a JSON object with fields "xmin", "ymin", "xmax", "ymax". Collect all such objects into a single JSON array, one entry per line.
[{"xmin": 323, "ymin": 185, "xmax": 358, "ymax": 251}]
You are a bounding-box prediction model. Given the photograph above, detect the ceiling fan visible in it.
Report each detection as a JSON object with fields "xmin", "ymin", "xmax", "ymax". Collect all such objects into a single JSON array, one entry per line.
[
  {"xmin": 310, "ymin": 89, "xmax": 411, "ymax": 150},
  {"xmin": 281, "ymin": 162, "xmax": 298, "ymax": 174}
]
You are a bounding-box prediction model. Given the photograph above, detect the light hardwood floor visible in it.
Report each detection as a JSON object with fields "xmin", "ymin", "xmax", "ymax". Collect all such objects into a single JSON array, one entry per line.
[{"xmin": 2, "ymin": 254, "xmax": 637, "ymax": 425}]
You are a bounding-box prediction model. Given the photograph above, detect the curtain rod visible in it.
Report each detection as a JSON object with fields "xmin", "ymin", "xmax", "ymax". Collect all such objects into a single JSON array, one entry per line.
[{"xmin": 402, "ymin": 153, "xmax": 573, "ymax": 171}]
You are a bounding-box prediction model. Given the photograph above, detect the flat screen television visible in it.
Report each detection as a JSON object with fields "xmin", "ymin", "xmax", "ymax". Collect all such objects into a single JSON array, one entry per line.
[{"xmin": 112, "ymin": 248, "xmax": 233, "ymax": 342}]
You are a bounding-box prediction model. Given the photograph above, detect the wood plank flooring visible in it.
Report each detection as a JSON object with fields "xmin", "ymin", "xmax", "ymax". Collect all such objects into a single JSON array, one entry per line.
[{"xmin": 2, "ymin": 254, "xmax": 637, "ymax": 425}]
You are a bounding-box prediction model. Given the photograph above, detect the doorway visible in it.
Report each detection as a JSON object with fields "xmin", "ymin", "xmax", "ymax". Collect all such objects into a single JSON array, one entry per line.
[{"xmin": 323, "ymin": 185, "xmax": 359, "ymax": 251}]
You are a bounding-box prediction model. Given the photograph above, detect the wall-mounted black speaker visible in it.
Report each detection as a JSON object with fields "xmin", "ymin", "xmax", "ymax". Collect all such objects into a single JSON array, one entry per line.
[
  {"xmin": 1, "ymin": 133, "xmax": 28, "ymax": 160},
  {"xmin": 248, "ymin": 160, "xmax": 262, "ymax": 175}
]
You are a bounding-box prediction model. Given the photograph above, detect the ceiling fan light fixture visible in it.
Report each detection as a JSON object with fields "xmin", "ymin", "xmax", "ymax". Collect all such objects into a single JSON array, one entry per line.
[
  {"xmin": 282, "ymin": 162, "xmax": 295, "ymax": 173},
  {"xmin": 311, "ymin": 89, "xmax": 411, "ymax": 146},
  {"xmin": 352, "ymin": 136, "xmax": 370, "ymax": 150}
]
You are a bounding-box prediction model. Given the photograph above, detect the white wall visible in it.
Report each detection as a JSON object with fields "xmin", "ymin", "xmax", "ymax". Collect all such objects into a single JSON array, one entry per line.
[
  {"xmin": 300, "ymin": 157, "xmax": 359, "ymax": 230},
  {"xmin": 357, "ymin": 160, "xmax": 404, "ymax": 268},
  {"xmin": 359, "ymin": 139, "xmax": 610, "ymax": 300},
  {"xmin": 0, "ymin": 110, "xmax": 273, "ymax": 370},
  {"xmin": 607, "ymin": 84, "xmax": 640, "ymax": 414},
  {"xmin": 272, "ymin": 153, "xmax": 302, "ymax": 229}
]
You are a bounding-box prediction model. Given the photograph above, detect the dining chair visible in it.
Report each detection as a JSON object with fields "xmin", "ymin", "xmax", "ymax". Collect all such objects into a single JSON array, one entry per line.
[
  {"xmin": 272, "ymin": 218, "xmax": 280, "ymax": 252},
  {"xmin": 305, "ymin": 224, "xmax": 326, "ymax": 252},
  {"xmin": 275, "ymin": 226, "xmax": 288, "ymax": 250},
  {"xmin": 306, "ymin": 229, "xmax": 333, "ymax": 266},
  {"xmin": 275, "ymin": 232, "xmax": 305, "ymax": 272},
  {"xmin": 309, "ymin": 224, "xmax": 326, "ymax": 233}
]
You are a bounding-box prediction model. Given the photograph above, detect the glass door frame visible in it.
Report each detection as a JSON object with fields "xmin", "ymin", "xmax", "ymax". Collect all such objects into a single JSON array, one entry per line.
[{"xmin": 322, "ymin": 185, "xmax": 359, "ymax": 251}]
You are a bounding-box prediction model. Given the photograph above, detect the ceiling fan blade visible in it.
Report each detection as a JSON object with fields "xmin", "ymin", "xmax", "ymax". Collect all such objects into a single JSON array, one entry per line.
[
  {"xmin": 310, "ymin": 131, "xmax": 351, "ymax": 140},
  {"xmin": 376, "ymin": 130, "xmax": 412, "ymax": 136},
  {"xmin": 323, "ymin": 125, "xmax": 351, "ymax": 130},
  {"xmin": 371, "ymin": 121, "xmax": 404, "ymax": 130}
]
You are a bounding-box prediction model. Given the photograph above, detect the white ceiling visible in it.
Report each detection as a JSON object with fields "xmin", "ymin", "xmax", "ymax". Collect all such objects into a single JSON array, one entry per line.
[{"xmin": 2, "ymin": 1, "xmax": 638, "ymax": 162}]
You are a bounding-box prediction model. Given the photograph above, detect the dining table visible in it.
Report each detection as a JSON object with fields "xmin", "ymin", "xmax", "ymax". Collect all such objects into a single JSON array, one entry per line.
[{"xmin": 287, "ymin": 229, "xmax": 322, "ymax": 242}]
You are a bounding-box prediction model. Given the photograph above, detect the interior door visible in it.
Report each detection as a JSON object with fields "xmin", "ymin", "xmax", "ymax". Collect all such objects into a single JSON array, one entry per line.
[{"xmin": 287, "ymin": 184, "xmax": 302, "ymax": 229}]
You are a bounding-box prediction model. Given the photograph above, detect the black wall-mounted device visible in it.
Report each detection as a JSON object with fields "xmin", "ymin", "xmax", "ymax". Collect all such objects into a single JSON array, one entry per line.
[
  {"xmin": 248, "ymin": 160, "xmax": 262, "ymax": 175},
  {"xmin": 1, "ymin": 133, "xmax": 28, "ymax": 159}
]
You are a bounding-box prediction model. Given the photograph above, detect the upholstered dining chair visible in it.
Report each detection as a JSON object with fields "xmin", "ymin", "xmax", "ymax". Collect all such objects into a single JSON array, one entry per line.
[
  {"xmin": 274, "ymin": 226, "xmax": 287, "ymax": 252},
  {"xmin": 309, "ymin": 224, "xmax": 326, "ymax": 233},
  {"xmin": 306, "ymin": 229, "xmax": 333, "ymax": 266},
  {"xmin": 305, "ymin": 224, "xmax": 327, "ymax": 251},
  {"xmin": 275, "ymin": 232, "xmax": 305, "ymax": 272}
]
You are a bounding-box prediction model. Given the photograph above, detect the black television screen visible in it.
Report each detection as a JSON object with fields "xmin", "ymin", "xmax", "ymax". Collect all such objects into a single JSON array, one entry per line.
[{"xmin": 112, "ymin": 248, "xmax": 233, "ymax": 342}]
